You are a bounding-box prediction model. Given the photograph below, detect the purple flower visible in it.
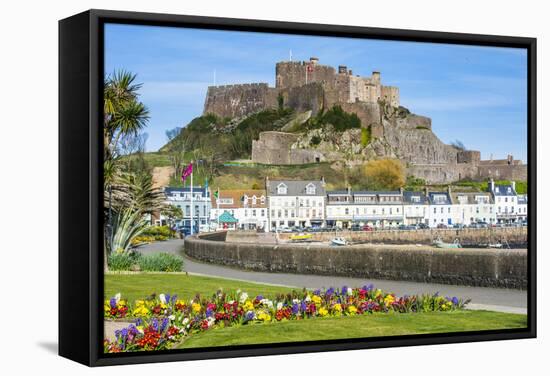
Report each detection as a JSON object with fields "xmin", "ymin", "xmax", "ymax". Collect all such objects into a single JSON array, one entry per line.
[
  {"xmin": 452, "ymin": 297, "xmax": 459, "ymax": 305},
  {"xmin": 134, "ymin": 318, "xmax": 142, "ymax": 326},
  {"xmin": 165, "ymin": 293, "xmax": 171, "ymax": 303},
  {"xmin": 160, "ymin": 317, "xmax": 169, "ymax": 332},
  {"xmin": 292, "ymin": 303, "xmax": 299, "ymax": 315},
  {"xmin": 313, "ymin": 289, "xmax": 321, "ymax": 296},
  {"xmin": 300, "ymin": 301, "xmax": 307, "ymax": 312},
  {"xmin": 245, "ymin": 311, "xmax": 255, "ymax": 321},
  {"xmin": 120, "ymin": 328, "xmax": 128, "ymax": 338},
  {"xmin": 206, "ymin": 308, "xmax": 214, "ymax": 318},
  {"xmin": 256, "ymin": 295, "xmax": 263, "ymax": 301},
  {"xmin": 366, "ymin": 284, "xmax": 374, "ymax": 291},
  {"xmin": 151, "ymin": 318, "xmax": 159, "ymax": 331},
  {"xmin": 171, "ymin": 294, "xmax": 178, "ymax": 304},
  {"xmin": 326, "ymin": 287, "xmax": 335, "ymax": 296},
  {"xmin": 110, "ymin": 298, "xmax": 117, "ymax": 309}
]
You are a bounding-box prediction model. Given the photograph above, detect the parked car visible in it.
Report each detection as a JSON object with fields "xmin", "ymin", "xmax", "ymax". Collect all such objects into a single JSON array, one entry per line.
[
  {"xmin": 350, "ymin": 224, "xmax": 362, "ymax": 231},
  {"xmin": 417, "ymin": 223, "xmax": 429, "ymax": 230},
  {"xmin": 436, "ymin": 223, "xmax": 449, "ymax": 229},
  {"xmin": 362, "ymin": 225, "xmax": 374, "ymax": 232},
  {"xmin": 453, "ymin": 223, "xmax": 465, "ymax": 229}
]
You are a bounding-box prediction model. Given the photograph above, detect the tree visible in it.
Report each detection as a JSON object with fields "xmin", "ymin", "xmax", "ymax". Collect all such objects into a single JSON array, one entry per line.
[
  {"xmin": 363, "ymin": 159, "xmax": 405, "ymax": 190},
  {"xmin": 103, "ymin": 70, "xmax": 150, "ymax": 272},
  {"xmin": 451, "ymin": 139, "xmax": 466, "ymax": 150},
  {"xmin": 165, "ymin": 127, "xmax": 186, "ymax": 179}
]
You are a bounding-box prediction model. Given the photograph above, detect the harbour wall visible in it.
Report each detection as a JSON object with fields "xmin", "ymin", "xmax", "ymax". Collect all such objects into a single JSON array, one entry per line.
[{"xmin": 184, "ymin": 232, "xmax": 527, "ymax": 289}]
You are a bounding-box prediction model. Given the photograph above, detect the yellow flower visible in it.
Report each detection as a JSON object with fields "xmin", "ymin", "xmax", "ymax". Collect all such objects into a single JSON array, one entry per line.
[
  {"xmin": 375, "ymin": 289, "xmax": 383, "ymax": 298},
  {"xmin": 117, "ymin": 300, "xmax": 127, "ymax": 308},
  {"xmin": 257, "ymin": 311, "xmax": 271, "ymax": 321},
  {"xmin": 243, "ymin": 300, "xmax": 254, "ymax": 311},
  {"xmin": 312, "ymin": 295, "xmax": 322, "ymax": 304},
  {"xmin": 318, "ymin": 307, "xmax": 328, "ymax": 317},
  {"xmin": 384, "ymin": 295, "xmax": 395, "ymax": 306},
  {"xmin": 192, "ymin": 303, "xmax": 201, "ymax": 313},
  {"xmin": 347, "ymin": 305, "xmax": 358, "ymax": 315},
  {"xmin": 132, "ymin": 305, "xmax": 150, "ymax": 317},
  {"xmin": 333, "ymin": 304, "xmax": 343, "ymax": 313}
]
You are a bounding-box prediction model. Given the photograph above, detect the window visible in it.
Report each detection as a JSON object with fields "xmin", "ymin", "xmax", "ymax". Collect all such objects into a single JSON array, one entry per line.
[
  {"xmin": 278, "ymin": 210, "xmax": 282, "ymax": 218},
  {"xmin": 260, "ymin": 209, "xmax": 264, "ymax": 216},
  {"xmin": 345, "ymin": 208, "xmax": 349, "ymax": 215},
  {"xmin": 260, "ymin": 196, "xmax": 265, "ymax": 204},
  {"xmin": 284, "ymin": 209, "xmax": 288, "ymax": 218},
  {"xmin": 434, "ymin": 208, "xmax": 437, "ymax": 214},
  {"xmin": 271, "ymin": 209, "xmax": 275, "ymax": 217},
  {"xmin": 306, "ymin": 183, "xmax": 316, "ymax": 195},
  {"xmin": 277, "ymin": 183, "xmax": 287, "ymax": 195},
  {"xmin": 252, "ymin": 196, "xmax": 257, "ymax": 205}
]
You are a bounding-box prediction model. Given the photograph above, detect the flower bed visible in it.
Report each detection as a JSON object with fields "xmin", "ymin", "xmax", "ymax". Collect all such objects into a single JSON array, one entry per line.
[{"xmin": 104, "ymin": 285, "xmax": 469, "ymax": 353}]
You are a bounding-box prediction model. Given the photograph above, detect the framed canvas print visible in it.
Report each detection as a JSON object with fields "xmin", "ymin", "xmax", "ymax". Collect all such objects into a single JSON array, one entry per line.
[{"xmin": 59, "ymin": 9, "xmax": 536, "ymax": 366}]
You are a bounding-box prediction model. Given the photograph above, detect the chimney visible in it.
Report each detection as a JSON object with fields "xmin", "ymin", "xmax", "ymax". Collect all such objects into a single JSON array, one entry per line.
[
  {"xmin": 347, "ymin": 186, "xmax": 351, "ymax": 195},
  {"xmin": 321, "ymin": 176, "xmax": 326, "ymax": 187},
  {"xmin": 511, "ymin": 181, "xmax": 516, "ymax": 192},
  {"xmin": 447, "ymin": 185, "xmax": 452, "ymax": 195},
  {"xmin": 265, "ymin": 176, "xmax": 270, "ymax": 190},
  {"xmin": 309, "ymin": 57, "xmax": 319, "ymax": 65},
  {"xmin": 489, "ymin": 178, "xmax": 495, "ymax": 192},
  {"xmin": 348, "ymin": 69, "xmax": 353, "ymax": 75},
  {"xmin": 424, "ymin": 187, "xmax": 429, "ymax": 197},
  {"xmin": 399, "ymin": 187, "xmax": 404, "ymax": 195},
  {"xmin": 338, "ymin": 65, "xmax": 347, "ymax": 74}
]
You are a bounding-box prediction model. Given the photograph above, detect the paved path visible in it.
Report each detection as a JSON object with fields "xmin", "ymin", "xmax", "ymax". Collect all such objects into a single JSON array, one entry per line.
[{"xmin": 136, "ymin": 239, "xmax": 527, "ymax": 314}]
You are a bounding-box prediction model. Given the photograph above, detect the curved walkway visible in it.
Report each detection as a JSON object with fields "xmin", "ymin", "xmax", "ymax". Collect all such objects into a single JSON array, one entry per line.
[{"xmin": 136, "ymin": 239, "xmax": 527, "ymax": 314}]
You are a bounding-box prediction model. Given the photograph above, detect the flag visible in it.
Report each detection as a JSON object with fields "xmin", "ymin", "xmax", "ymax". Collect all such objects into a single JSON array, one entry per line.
[
  {"xmin": 181, "ymin": 162, "xmax": 193, "ymax": 182},
  {"xmin": 214, "ymin": 189, "xmax": 219, "ymax": 199}
]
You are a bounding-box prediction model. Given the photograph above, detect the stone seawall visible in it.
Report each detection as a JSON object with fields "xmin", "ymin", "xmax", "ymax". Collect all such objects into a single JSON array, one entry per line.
[
  {"xmin": 184, "ymin": 232, "xmax": 527, "ymax": 289},
  {"xmin": 277, "ymin": 227, "xmax": 527, "ymax": 247}
]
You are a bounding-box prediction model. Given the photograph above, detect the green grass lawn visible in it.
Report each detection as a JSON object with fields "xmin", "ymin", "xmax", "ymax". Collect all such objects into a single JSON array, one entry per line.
[
  {"xmin": 104, "ymin": 273, "xmax": 295, "ymax": 302},
  {"xmin": 177, "ymin": 310, "xmax": 527, "ymax": 349}
]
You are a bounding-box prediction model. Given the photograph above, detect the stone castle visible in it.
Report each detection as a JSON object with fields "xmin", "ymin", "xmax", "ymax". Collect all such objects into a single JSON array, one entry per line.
[{"xmin": 202, "ymin": 57, "xmax": 527, "ymax": 184}]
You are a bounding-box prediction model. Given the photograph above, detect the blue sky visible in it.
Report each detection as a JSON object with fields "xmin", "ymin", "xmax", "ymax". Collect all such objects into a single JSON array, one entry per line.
[{"xmin": 105, "ymin": 23, "xmax": 528, "ymax": 162}]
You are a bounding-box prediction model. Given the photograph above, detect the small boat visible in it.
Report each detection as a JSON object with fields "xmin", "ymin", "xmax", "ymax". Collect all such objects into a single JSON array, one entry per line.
[
  {"xmin": 290, "ymin": 233, "xmax": 313, "ymax": 241},
  {"xmin": 433, "ymin": 237, "xmax": 461, "ymax": 249},
  {"xmin": 487, "ymin": 243, "xmax": 503, "ymax": 249},
  {"xmin": 331, "ymin": 237, "xmax": 347, "ymax": 246}
]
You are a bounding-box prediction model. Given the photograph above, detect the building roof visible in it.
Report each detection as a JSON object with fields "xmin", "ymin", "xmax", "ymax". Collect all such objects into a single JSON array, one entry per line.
[
  {"xmin": 427, "ymin": 191, "xmax": 452, "ymax": 205},
  {"xmin": 164, "ymin": 186, "xmax": 209, "ymax": 196},
  {"xmin": 402, "ymin": 191, "xmax": 429, "ymax": 205},
  {"xmin": 492, "ymin": 184, "xmax": 517, "ymax": 196},
  {"xmin": 210, "ymin": 189, "xmax": 267, "ymax": 209},
  {"xmin": 218, "ymin": 211, "xmax": 238, "ymax": 223},
  {"xmin": 450, "ymin": 191, "xmax": 494, "ymax": 205},
  {"xmin": 267, "ymin": 180, "xmax": 326, "ymax": 196}
]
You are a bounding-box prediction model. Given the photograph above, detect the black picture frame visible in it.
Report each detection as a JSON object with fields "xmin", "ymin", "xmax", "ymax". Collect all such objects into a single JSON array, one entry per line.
[{"xmin": 59, "ymin": 9, "xmax": 537, "ymax": 367}]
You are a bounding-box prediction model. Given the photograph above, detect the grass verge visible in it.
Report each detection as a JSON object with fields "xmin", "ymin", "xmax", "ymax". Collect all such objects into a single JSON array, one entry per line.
[{"xmin": 177, "ymin": 310, "xmax": 527, "ymax": 349}]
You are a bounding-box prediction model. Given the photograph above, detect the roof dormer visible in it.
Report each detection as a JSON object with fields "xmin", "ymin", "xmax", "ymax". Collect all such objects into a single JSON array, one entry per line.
[
  {"xmin": 306, "ymin": 182, "xmax": 316, "ymax": 195},
  {"xmin": 277, "ymin": 183, "xmax": 287, "ymax": 195}
]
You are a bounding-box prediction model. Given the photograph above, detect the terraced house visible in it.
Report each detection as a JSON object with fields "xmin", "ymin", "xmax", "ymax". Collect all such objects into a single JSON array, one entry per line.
[
  {"xmin": 266, "ymin": 178, "xmax": 326, "ymax": 230},
  {"xmin": 325, "ymin": 189, "xmax": 404, "ymax": 228},
  {"xmin": 210, "ymin": 189, "xmax": 269, "ymax": 231}
]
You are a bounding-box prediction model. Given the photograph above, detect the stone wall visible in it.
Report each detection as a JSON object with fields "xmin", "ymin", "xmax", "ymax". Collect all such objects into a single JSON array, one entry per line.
[
  {"xmin": 184, "ymin": 232, "xmax": 527, "ymax": 289},
  {"xmin": 277, "ymin": 227, "xmax": 527, "ymax": 247},
  {"xmin": 203, "ymin": 83, "xmax": 277, "ymax": 119},
  {"xmin": 276, "ymin": 61, "xmax": 336, "ymax": 89},
  {"xmin": 476, "ymin": 163, "xmax": 528, "ymax": 181},
  {"xmin": 251, "ymin": 131, "xmax": 300, "ymax": 164}
]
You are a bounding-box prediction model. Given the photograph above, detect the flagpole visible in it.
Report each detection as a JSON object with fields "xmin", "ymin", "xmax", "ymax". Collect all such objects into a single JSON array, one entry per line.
[
  {"xmin": 217, "ymin": 187, "xmax": 220, "ymax": 230},
  {"xmin": 190, "ymin": 162, "xmax": 194, "ymax": 236}
]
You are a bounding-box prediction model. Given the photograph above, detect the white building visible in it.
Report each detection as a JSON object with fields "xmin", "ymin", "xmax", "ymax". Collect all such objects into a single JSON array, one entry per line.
[
  {"xmin": 266, "ymin": 179, "xmax": 326, "ymax": 230},
  {"xmin": 210, "ymin": 189, "xmax": 268, "ymax": 231},
  {"xmin": 402, "ymin": 191, "xmax": 429, "ymax": 225},
  {"xmin": 164, "ymin": 186, "xmax": 211, "ymax": 234},
  {"xmin": 490, "ymin": 180, "xmax": 522, "ymax": 224},
  {"xmin": 426, "ymin": 190, "xmax": 460, "ymax": 227},
  {"xmin": 451, "ymin": 191, "xmax": 496, "ymax": 225},
  {"xmin": 517, "ymin": 194, "xmax": 528, "ymax": 223},
  {"xmin": 326, "ymin": 189, "xmax": 404, "ymax": 228}
]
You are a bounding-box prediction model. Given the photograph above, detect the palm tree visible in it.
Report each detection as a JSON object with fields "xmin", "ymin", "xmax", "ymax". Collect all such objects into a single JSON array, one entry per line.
[{"xmin": 104, "ymin": 70, "xmax": 150, "ymax": 272}]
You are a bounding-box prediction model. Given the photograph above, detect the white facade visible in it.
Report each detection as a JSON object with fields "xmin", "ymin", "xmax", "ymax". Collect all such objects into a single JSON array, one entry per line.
[
  {"xmin": 210, "ymin": 190, "xmax": 268, "ymax": 231},
  {"xmin": 453, "ymin": 193, "xmax": 496, "ymax": 225},
  {"xmin": 267, "ymin": 181, "xmax": 326, "ymax": 230}
]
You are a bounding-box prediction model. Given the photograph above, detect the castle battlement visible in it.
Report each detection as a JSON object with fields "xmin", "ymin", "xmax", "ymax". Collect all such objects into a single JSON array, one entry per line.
[{"xmin": 203, "ymin": 56, "xmax": 400, "ymax": 118}]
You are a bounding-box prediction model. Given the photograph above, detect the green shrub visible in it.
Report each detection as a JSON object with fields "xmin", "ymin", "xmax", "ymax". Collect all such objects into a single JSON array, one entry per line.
[
  {"xmin": 321, "ymin": 105, "xmax": 361, "ymax": 131},
  {"xmin": 361, "ymin": 127, "xmax": 371, "ymax": 147},
  {"xmin": 310, "ymin": 135, "xmax": 321, "ymax": 146},
  {"xmin": 138, "ymin": 253, "xmax": 185, "ymax": 272},
  {"xmin": 108, "ymin": 251, "xmax": 139, "ymax": 271},
  {"xmin": 142, "ymin": 225, "xmax": 174, "ymax": 238},
  {"xmin": 416, "ymin": 126, "xmax": 430, "ymax": 130}
]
